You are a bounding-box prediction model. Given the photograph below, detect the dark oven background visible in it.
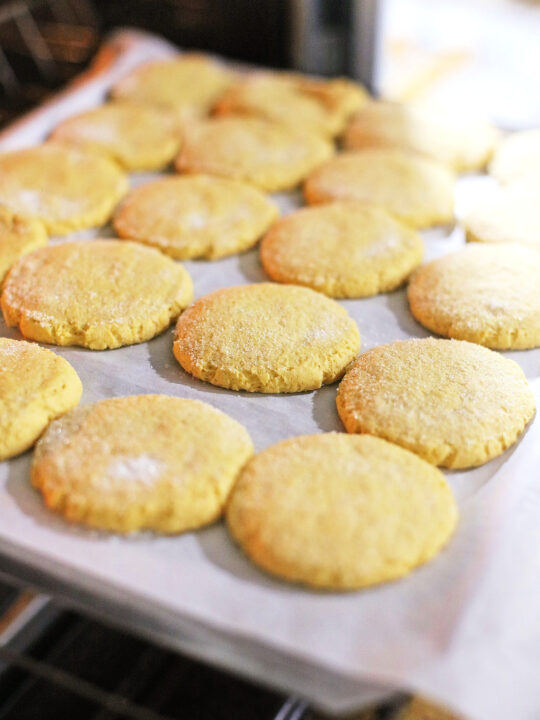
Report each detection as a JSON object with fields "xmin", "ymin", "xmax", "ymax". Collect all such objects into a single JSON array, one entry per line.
[{"xmin": 0, "ymin": 0, "xmax": 367, "ymax": 127}]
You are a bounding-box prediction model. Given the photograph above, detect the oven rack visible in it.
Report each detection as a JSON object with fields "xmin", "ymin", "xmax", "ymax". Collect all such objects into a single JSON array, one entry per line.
[{"xmin": 0, "ymin": 573, "xmax": 347, "ymax": 720}]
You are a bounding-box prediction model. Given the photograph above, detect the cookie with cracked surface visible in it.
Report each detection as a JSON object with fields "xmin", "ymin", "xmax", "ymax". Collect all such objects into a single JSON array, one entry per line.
[
  {"xmin": 0, "ymin": 338, "xmax": 82, "ymax": 460},
  {"xmin": 31, "ymin": 395, "xmax": 253, "ymax": 533},
  {"xmin": 0, "ymin": 144, "xmax": 128, "ymax": 235},
  {"xmin": 489, "ymin": 128, "xmax": 540, "ymax": 182},
  {"xmin": 260, "ymin": 201, "xmax": 423, "ymax": 297},
  {"xmin": 344, "ymin": 100, "xmax": 498, "ymax": 172},
  {"xmin": 110, "ymin": 54, "xmax": 233, "ymax": 122},
  {"xmin": 1, "ymin": 240, "xmax": 193, "ymax": 349},
  {"xmin": 113, "ymin": 174, "xmax": 279, "ymax": 260},
  {"xmin": 407, "ymin": 243, "xmax": 540, "ymax": 349},
  {"xmin": 0, "ymin": 206, "xmax": 47, "ymax": 282},
  {"xmin": 463, "ymin": 183, "xmax": 540, "ymax": 249},
  {"xmin": 226, "ymin": 433, "xmax": 458, "ymax": 589},
  {"xmin": 337, "ymin": 338, "xmax": 535, "ymax": 468},
  {"xmin": 50, "ymin": 101, "xmax": 181, "ymax": 171},
  {"xmin": 173, "ymin": 283, "xmax": 360, "ymax": 393},
  {"xmin": 176, "ymin": 116, "xmax": 333, "ymax": 192},
  {"xmin": 215, "ymin": 72, "xmax": 368, "ymax": 138},
  {"xmin": 304, "ymin": 149, "xmax": 454, "ymax": 228}
]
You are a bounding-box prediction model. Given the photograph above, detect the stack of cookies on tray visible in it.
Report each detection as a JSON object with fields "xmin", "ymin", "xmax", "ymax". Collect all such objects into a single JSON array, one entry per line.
[{"xmin": 0, "ymin": 52, "xmax": 538, "ymax": 592}]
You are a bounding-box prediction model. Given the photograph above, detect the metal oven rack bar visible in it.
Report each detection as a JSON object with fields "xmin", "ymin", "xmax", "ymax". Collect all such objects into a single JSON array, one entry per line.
[{"xmin": 0, "ymin": 571, "xmax": 320, "ymax": 720}]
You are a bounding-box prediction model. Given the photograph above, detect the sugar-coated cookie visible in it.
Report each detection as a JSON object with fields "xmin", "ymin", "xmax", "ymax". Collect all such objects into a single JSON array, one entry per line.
[
  {"xmin": 176, "ymin": 117, "xmax": 333, "ymax": 192},
  {"xmin": 344, "ymin": 100, "xmax": 498, "ymax": 171},
  {"xmin": 2, "ymin": 240, "xmax": 193, "ymax": 349},
  {"xmin": 173, "ymin": 283, "xmax": 360, "ymax": 393},
  {"xmin": 464, "ymin": 183, "xmax": 540, "ymax": 249},
  {"xmin": 110, "ymin": 54, "xmax": 233, "ymax": 122},
  {"xmin": 337, "ymin": 338, "xmax": 535, "ymax": 468},
  {"xmin": 0, "ymin": 206, "xmax": 47, "ymax": 282},
  {"xmin": 304, "ymin": 149, "xmax": 454, "ymax": 228},
  {"xmin": 260, "ymin": 202, "xmax": 423, "ymax": 297},
  {"xmin": 0, "ymin": 144, "xmax": 128, "ymax": 235},
  {"xmin": 0, "ymin": 338, "xmax": 82, "ymax": 460},
  {"xmin": 489, "ymin": 128, "xmax": 540, "ymax": 182},
  {"xmin": 114, "ymin": 174, "xmax": 279, "ymax": 260},
  {"xmin": 395, "ymin": 697, "xmax": 462, "ymax": 720},
  {"xmin": 32, "ymin": 395, "xmax": 253, "ymax": 533},
  {"xmin": 226, "ymin": 433, "xmax": 458, "ymax": 589},
  {"xmin": 408, "ymin": 243, "xmax": 540, "ymax": 349},
  {"xmin": 215, "ymin": 72, "xmax": 368, "ymax": 138},
  {"xmin": 50, "ymin": 101, "xmax": 181, "ymax": 171}
]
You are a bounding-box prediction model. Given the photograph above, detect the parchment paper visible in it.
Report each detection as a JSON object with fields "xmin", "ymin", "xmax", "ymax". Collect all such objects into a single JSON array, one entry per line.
[{"xmin": 0, "ymin": 29, "xmax": 539, "ymax": 720}]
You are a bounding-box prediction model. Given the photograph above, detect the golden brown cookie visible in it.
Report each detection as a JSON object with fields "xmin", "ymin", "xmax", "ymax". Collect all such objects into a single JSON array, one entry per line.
[
  {"xmin": 173, "ymin": 283, "xmax": 360, "ymax": 393},
  {"xmin": 31, "ymin": 395, "xmax": 253, "ymax": 533},
  {"xmin": 110, "ymin": 54, "xmax": 233, "ymax": 122},
  {"xmin": 2, "ymin": 240, "xmax": 193, "ymax": 349},
  {"xmin": 226, "ymin": 433, "xmax": 458, "ymax": 589},
  {"xmin": 337, "ymin": 338, "xmax": 535, "ymax": 468},
  {"xmin": 176, "ymin": 116, "xmax": 333, "ymax": 192},
  {"xmin": 395, "ymin": 697, "xmax": 463, "ymax": 720},
  {"xmin": 215, "ymin": 72, "xmax": 368, "ymax": 138},
  {"xmin": 113, "ymin": 174, "xmax": 279, "ymax": 260},
  {"xmin": 0, "ymin": 206, "xmax": 47, "ymax": 282},
  {"xmin": 0, "ymin": 338, "xmax": 82, "ymax": 460},
  {"xmin": 464, "ymin": 183, "xmax": 540, "ymax": 249},
  {"xmin": 489, "ymin": 128, "xmax": 540, "ymax": 182},
  {"xmin": 344, "ymin": 100, "xmax": 498, "ymax": 171},
  {"xmin": 0, "ymin": 144, "xmax": 128, "ymax": 235},
  {"xmin": 50, "ymin": 101, "xmax": 181, "ymax": 171},
  {"xmin": 260, "ymin": 201, "xmax": 423, "ymax": 297},
  {"xmin": 407, "ymin": 243, "xmax": 540, "ymax": 349},
  {"xmin": 304, "ymin": 149, "xmax": 454, "ymax": 228}
]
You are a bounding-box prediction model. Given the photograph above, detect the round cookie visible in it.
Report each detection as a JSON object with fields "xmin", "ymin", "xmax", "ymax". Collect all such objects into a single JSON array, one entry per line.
[
  {"xmin": 113, "ymin": 175, "xmax": 279, "ymax": 260},
  {"xmin": 110, "ymin": 54, "xmax": 233, "ymax": 122},
  {"xmin": 226, "ymin": 433, "xmax": 458, "ymax": 589},
  {"xmin": 336, "ymin": 338, "xmax": 535, "ymax": 469},
  {"xmin": 0, "ymin": 206, "xmax": 47, "ymax": 282},
  {"xmin": 394, "ymin": 697, "xmax": 461, "ymax": 720},
  {"xmin": 0, "ymin": 144, "xmax": 128, "ymax": 235},
  {"xmin": 407, "ymin": 243, "xmax": 540, "ymax": 349},
  {"xmin": 489, "ymin": 128, "xmax": 540, "ymax": 183},
  {"xmin": 31, "ymin": 395, "xmax": 253, "ymax": 533},
  {"xmin": 175, "ymin": 116, "xmax": 333, "ymax": 193},
  {"xmin": 215, "ymin": 72, "xmax": 368, "ymax": 138},
  {"xmin": 0, "ymin": 338, "xmax": 82, "ymax": 460},
  {"xmin": 173, "ymin": 283, "xmax": 360, "ymax": 393},
  {"xmin": 50, "ymin": 101, "xmax": 181, "ymax": 171},
  {"xmin": 344, "ymin": 100, "xmax": 499, "ymax": 172},
  {"xmin": 1, "ymin": 240, "xmax": 193, "ymax": 349},
  {"xmin": 304, "ymin": 149, "xmax": 454, "ymax": 228},
  {"xmin": 464, "ymin": 184, "xmax": 540, "ymax": 249},
  {"xmin": 260, "ymin": 202, "xmax": 423, "ymax": 297}
]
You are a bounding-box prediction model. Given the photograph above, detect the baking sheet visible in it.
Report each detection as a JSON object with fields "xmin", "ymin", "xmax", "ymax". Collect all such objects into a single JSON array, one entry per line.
[{"xmin": 1, "ymin": 28, "xmax": 540, "ymax": 720}]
